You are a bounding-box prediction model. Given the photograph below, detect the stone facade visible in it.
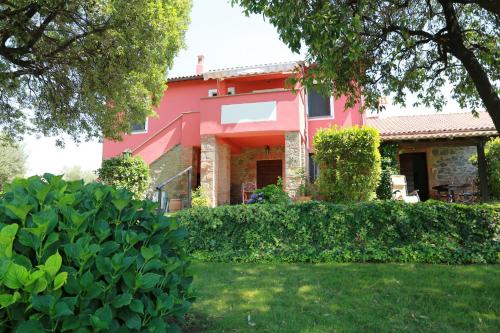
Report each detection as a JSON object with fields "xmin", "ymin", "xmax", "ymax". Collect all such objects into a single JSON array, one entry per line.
[
  {"xmin": 201, "ymin": 132, "xmax": 308, "ymax": 205},
  {"xmin": 149, "ymin": 144, "xmax": 195, "ymax": 207},
  {"xmin": 429, "ymin": 146, "xmax": 477, "ymax": 188},
  {"xmin": 200, "ymin": 135, "xmax": 231, "ymax": 207},
  {"xmin": 284, "ymin": 131, "xmax": 306, "ymax": 197},
  {"xmin": 230, "ymin": 146, "xmax": 285, "ymax": 203}
]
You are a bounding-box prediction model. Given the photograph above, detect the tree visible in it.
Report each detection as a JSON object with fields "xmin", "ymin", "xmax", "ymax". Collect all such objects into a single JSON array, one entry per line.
[
  {"xmin": 234, "ymin": 0, "xmax": 500, "ymax": 131},
  {"xmin": 0, "ymin": 135, "xmax": 26, "ymax": 190},
  {"xmin": 62, "ymin": 165, "xmax": 97, "ymax": 183},
  {"xmin": 0, "ymin": 0, "xmax": 191, "ymax": 143}
]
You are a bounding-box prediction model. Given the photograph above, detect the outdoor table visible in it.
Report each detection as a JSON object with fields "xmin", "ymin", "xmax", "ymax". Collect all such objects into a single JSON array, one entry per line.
[
  {"xmin": 432, "ymin": 184, "xmax": 450, "ymax": 201},
  {"xmin": 432, "ymin": 184, "xmax": 471, "ymax": 202}
]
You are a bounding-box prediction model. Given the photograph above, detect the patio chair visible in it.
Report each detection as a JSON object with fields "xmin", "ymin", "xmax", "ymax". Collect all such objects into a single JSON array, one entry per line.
[
  {"xmin": 241, "ymin": 182, "xmax": 256, "ymax": 204},
  {"xmin": 390, "ymin": 175, "xmax": 420, "ymax": 203}
]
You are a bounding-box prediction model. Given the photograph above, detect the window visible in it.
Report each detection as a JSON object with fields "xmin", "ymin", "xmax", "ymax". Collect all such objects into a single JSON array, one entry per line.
[
  {"xmin": 309, "ymin": 154, "xmax": 320, "ymax": 182},
  {"xmin": 307, "ymin": 87, "xmax": 332, "ymax": 117},
  {"xmin": 208, "ymin": 89, "xmax": 218, "ymax": 97},
  {"xmin": 131, "ymin": 119, "xmax": 148, "ymax": 134},
  {"xmin": 227, "ymin": 87, "xmax": 235, "ymax": 95}
]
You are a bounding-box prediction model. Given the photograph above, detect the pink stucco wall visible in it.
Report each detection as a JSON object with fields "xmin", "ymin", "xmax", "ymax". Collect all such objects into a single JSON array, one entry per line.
[
  {"xmin": 307, "ymin": 95, "xmax": 363, "ymax": 150},
  {"xmin": 102, "ymin": 79, "xmax": 212, "ymax": 159}
]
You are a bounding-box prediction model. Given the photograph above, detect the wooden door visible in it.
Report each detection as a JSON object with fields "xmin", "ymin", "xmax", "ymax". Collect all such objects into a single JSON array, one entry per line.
[{"xmin": 256, "ymin": 160, "xmax": 282, "ymax": 188}]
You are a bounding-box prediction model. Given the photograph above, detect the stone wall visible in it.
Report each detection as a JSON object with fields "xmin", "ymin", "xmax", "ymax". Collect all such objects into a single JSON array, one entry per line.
[
  {"xmin": 429, "ymin": 146, "xmax": 477, "ymax": 188},
  {"xmin": 285, "ymin": 131, "xmax": 306, "ymax": 197},
  {"xmin": 200, "ymin": 135, "xmax": 231, "ymax": 207},
  {"xmin": 149, "ymin": 144, "xmax": 194, "ymax": 206},
  {"xmin": 230, "ymin": 146, "xmax": 285, "ymax": 203}
]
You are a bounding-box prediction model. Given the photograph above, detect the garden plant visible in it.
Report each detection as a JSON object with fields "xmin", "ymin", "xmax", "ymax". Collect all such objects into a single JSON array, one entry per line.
[{"xmin": 0, "ymin": 175, "xmax": 193, "ymax": 332}]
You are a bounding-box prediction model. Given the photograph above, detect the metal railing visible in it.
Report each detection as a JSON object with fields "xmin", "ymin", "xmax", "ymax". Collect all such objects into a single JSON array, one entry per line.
[{"xmin": 155, "ymin": 166, "xmax": 192, "ymax": 213}]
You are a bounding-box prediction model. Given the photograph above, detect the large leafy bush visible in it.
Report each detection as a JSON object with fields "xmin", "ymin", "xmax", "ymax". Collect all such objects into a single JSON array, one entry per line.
[
  {"xmin": 313, "ymin": 126, "xmax": 381, "ymax": 202},
  {"xmin": 178, "ymin": 201, "xmax": 499, "ymax": 264},
  {"xmin": 0, "ymin": 175, "xmax": 193, "ymax": 332},
  {"xmin": 471, "ymin": 138, "xmax": 500, "ymax": 200},
  {"xmin": 98, "ymin": 154, "xmax": 151, "ymax": 199},
  {"xmin": 376, "ymin": 143, "xmax": 400, "ymax": 200}
]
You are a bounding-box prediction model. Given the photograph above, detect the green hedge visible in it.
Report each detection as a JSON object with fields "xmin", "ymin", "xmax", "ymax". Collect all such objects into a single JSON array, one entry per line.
[{"xmin": 178, "ymin": 201, "xmax": 500, "ymax": 264}]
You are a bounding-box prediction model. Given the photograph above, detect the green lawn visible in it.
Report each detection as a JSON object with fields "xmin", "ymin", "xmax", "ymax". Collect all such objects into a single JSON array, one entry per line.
[{"xmin": 185, "ymin": 262, "xmax": 500, "ymax": 333}]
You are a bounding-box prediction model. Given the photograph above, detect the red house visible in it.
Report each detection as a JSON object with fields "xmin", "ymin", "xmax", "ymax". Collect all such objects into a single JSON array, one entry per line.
[{"xmin": 103, "ymin": 57, "xmax": 364, "ymax": 207}]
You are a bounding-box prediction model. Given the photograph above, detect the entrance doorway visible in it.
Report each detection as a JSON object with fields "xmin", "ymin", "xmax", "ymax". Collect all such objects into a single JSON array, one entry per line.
[
  {"xmin": 256, "ymin": 160, "xmax": 282, "ymax": 188},
  {"xmin": 399, "ymin": 153, "xmax": 429, "ymax": 200}
]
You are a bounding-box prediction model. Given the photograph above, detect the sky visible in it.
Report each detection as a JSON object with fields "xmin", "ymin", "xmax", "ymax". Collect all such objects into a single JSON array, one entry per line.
[{"xmin": 23, "ymin": 0, "xmax": 463, "ymax": 176}]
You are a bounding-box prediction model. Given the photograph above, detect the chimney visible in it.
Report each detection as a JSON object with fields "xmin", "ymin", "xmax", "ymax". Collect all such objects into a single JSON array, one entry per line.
[{"xmin": 196, "ymin": 55, "xmax": 204, "ymax": 75}]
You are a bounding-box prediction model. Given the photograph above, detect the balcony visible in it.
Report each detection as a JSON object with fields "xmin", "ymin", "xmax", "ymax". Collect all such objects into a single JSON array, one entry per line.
[{"xmin": 199, "ymin": 89, "xmax": 305, "ymax": 137}]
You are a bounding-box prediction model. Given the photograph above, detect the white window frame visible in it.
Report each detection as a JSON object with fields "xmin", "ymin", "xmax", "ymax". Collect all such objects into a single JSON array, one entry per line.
[
  {"xmin": 208, "ymin": 89, "xmax": 218, "ymax": 97},
  {"xmin": 227, "ymin": 87, "xmax": 236, "ymax": 95},
  {"xmin": 131, "ymin": 118, "xmax": 148, "ymax": 134}
]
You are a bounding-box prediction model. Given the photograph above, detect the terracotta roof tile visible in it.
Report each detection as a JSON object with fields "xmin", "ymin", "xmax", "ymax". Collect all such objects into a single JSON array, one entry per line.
[{"xmin": 366, "ymin": 112, "xmax": 497, "ymax": 140}]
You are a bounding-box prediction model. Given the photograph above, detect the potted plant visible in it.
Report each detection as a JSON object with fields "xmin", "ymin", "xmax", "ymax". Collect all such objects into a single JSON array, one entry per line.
[{"xmin": 169, "ymin": 198, "xmax": 183, "ymax": 212}]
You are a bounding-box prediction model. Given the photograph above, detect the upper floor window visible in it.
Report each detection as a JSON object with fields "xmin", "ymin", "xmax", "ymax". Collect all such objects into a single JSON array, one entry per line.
[
  {"xmin": 307, "ymin": 87, "xmax": 332, "ymax": 118},
  {"xmin": 208, "ymin": 89, "xmax": 218, "ymax": 97},
  {"xmin": 131, "ymin": 119, "xmax": 148, "ymax": 134},
  {"xmin": 227, "ymin": 87, "xmax": 235, "ymax": 95}
]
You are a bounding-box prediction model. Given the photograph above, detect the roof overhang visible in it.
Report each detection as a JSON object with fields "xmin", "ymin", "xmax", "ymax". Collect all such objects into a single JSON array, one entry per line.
[{"xmin": 380, "ymin": 130, "xmax": 498, "ymax": 141}]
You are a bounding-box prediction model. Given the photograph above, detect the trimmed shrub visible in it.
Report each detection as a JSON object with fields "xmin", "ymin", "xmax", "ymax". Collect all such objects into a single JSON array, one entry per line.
[
  {"xmin": 313, "ymin": 126, "xmax": 381, "ymax": 202},
  {"xmin": 376, "ymin": 143, "xmax": 400, "ymax": 199},
  {"xmin": 98, "ymin": 154, "xmax": 151, "ymax": 199},
  {"xmin": 178, "ymin": 201, "xmax": 500, "ymax": 264},
  {"xmin": 0, "ymin": 175, "xmax": 193, "ymax": 332}
]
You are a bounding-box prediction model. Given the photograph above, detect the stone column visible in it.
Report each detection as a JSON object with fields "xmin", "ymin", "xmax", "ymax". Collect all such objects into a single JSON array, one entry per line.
[
  {"xmin": 200, "ymin": 135, "xmax": 217, "ymax": 207},
  {"xmin": 216, "ymin": 141, "xmax": 231, "ymax": 205},
  {"xmin": 200, "ymin": 135, "xmax": 231, "ymax": 207},
  {"xmin": 285, "ymin": 131, "xmax": 306, "ymax": 197}
]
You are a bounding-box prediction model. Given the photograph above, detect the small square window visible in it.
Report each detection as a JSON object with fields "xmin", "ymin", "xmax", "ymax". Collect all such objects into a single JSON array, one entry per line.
[
  {"xmin": 208, "ymin": 89, "xmax": 218, "ymax": 97},
  {"xmin": 227, "ymin": 87, "xmax": 235, "ymax": 95},
  {"xmin": 131, "ymin": 119, "xmax": 148, "ymax": 134}
]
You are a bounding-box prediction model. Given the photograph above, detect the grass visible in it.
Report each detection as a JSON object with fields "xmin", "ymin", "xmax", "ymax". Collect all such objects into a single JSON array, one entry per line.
[{"xmin": 185, "ymin": 262, "xmax": 500, "ymax": 333}]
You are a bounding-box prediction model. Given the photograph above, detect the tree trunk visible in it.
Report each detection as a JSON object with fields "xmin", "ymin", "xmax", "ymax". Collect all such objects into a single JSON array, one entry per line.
[{"xmin": 439, "ymin": 0, "xmax": 500, "ymax": 132}]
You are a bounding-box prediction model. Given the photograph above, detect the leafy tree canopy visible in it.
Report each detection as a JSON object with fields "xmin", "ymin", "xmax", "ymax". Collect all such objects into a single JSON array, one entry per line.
[
  {"xmin": 0, "ymin": 0, "xmax": 191, "ymax": 143},
  {"xmin": 0, "ymin": 135, "xmax": 26, "ymax": 191},
  {"xmin": 61, "ymin": 165, "xmax": 97, "ymax": 183},
  {"xmin": 234, "ymin": 0, "xmax": 500, "ymax": 130}
]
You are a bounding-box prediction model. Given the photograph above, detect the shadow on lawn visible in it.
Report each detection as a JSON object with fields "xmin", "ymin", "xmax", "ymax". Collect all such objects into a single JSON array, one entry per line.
[{"xmin": 183, "ymin": 262, "xmax": 500, "ymax": 333}]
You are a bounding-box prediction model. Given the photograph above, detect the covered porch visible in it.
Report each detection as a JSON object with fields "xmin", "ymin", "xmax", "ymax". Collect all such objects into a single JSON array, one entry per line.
[
  {"xmin": 200, "ymin": 131, "xmax": 307, "ymax": 207},
  {"xmin": 367, "ymin": 112, "xmax": 498, "ymax": 203}
]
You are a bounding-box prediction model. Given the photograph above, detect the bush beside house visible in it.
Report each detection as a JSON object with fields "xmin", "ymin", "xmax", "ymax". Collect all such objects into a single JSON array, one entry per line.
[
  {"xmin": 98, "ymin": 153, "xmax": 151, "ymax": 199},
  {"xmin": 313, "ymin": 126, "xmax": 381, "ymax": 202},
  {"xmin": 376, "ymin": 143, "xmax": 400, "ymax": 200},
  {"xmin": 470, "ymin": 137, "xmax": 500, "ymax": 200},
  {"xmin": 0, "ymin": 175, "xmax": 193, "ymax": 332},
  {"xmin": 178, "ymin": 201, "xmax": 499, "ymax": 264}
]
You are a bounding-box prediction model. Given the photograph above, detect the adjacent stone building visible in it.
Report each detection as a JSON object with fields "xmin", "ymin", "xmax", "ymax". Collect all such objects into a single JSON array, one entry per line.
[{"xmin": 367, "ymin": 112, "xmax": 497, "ymax": 201}]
